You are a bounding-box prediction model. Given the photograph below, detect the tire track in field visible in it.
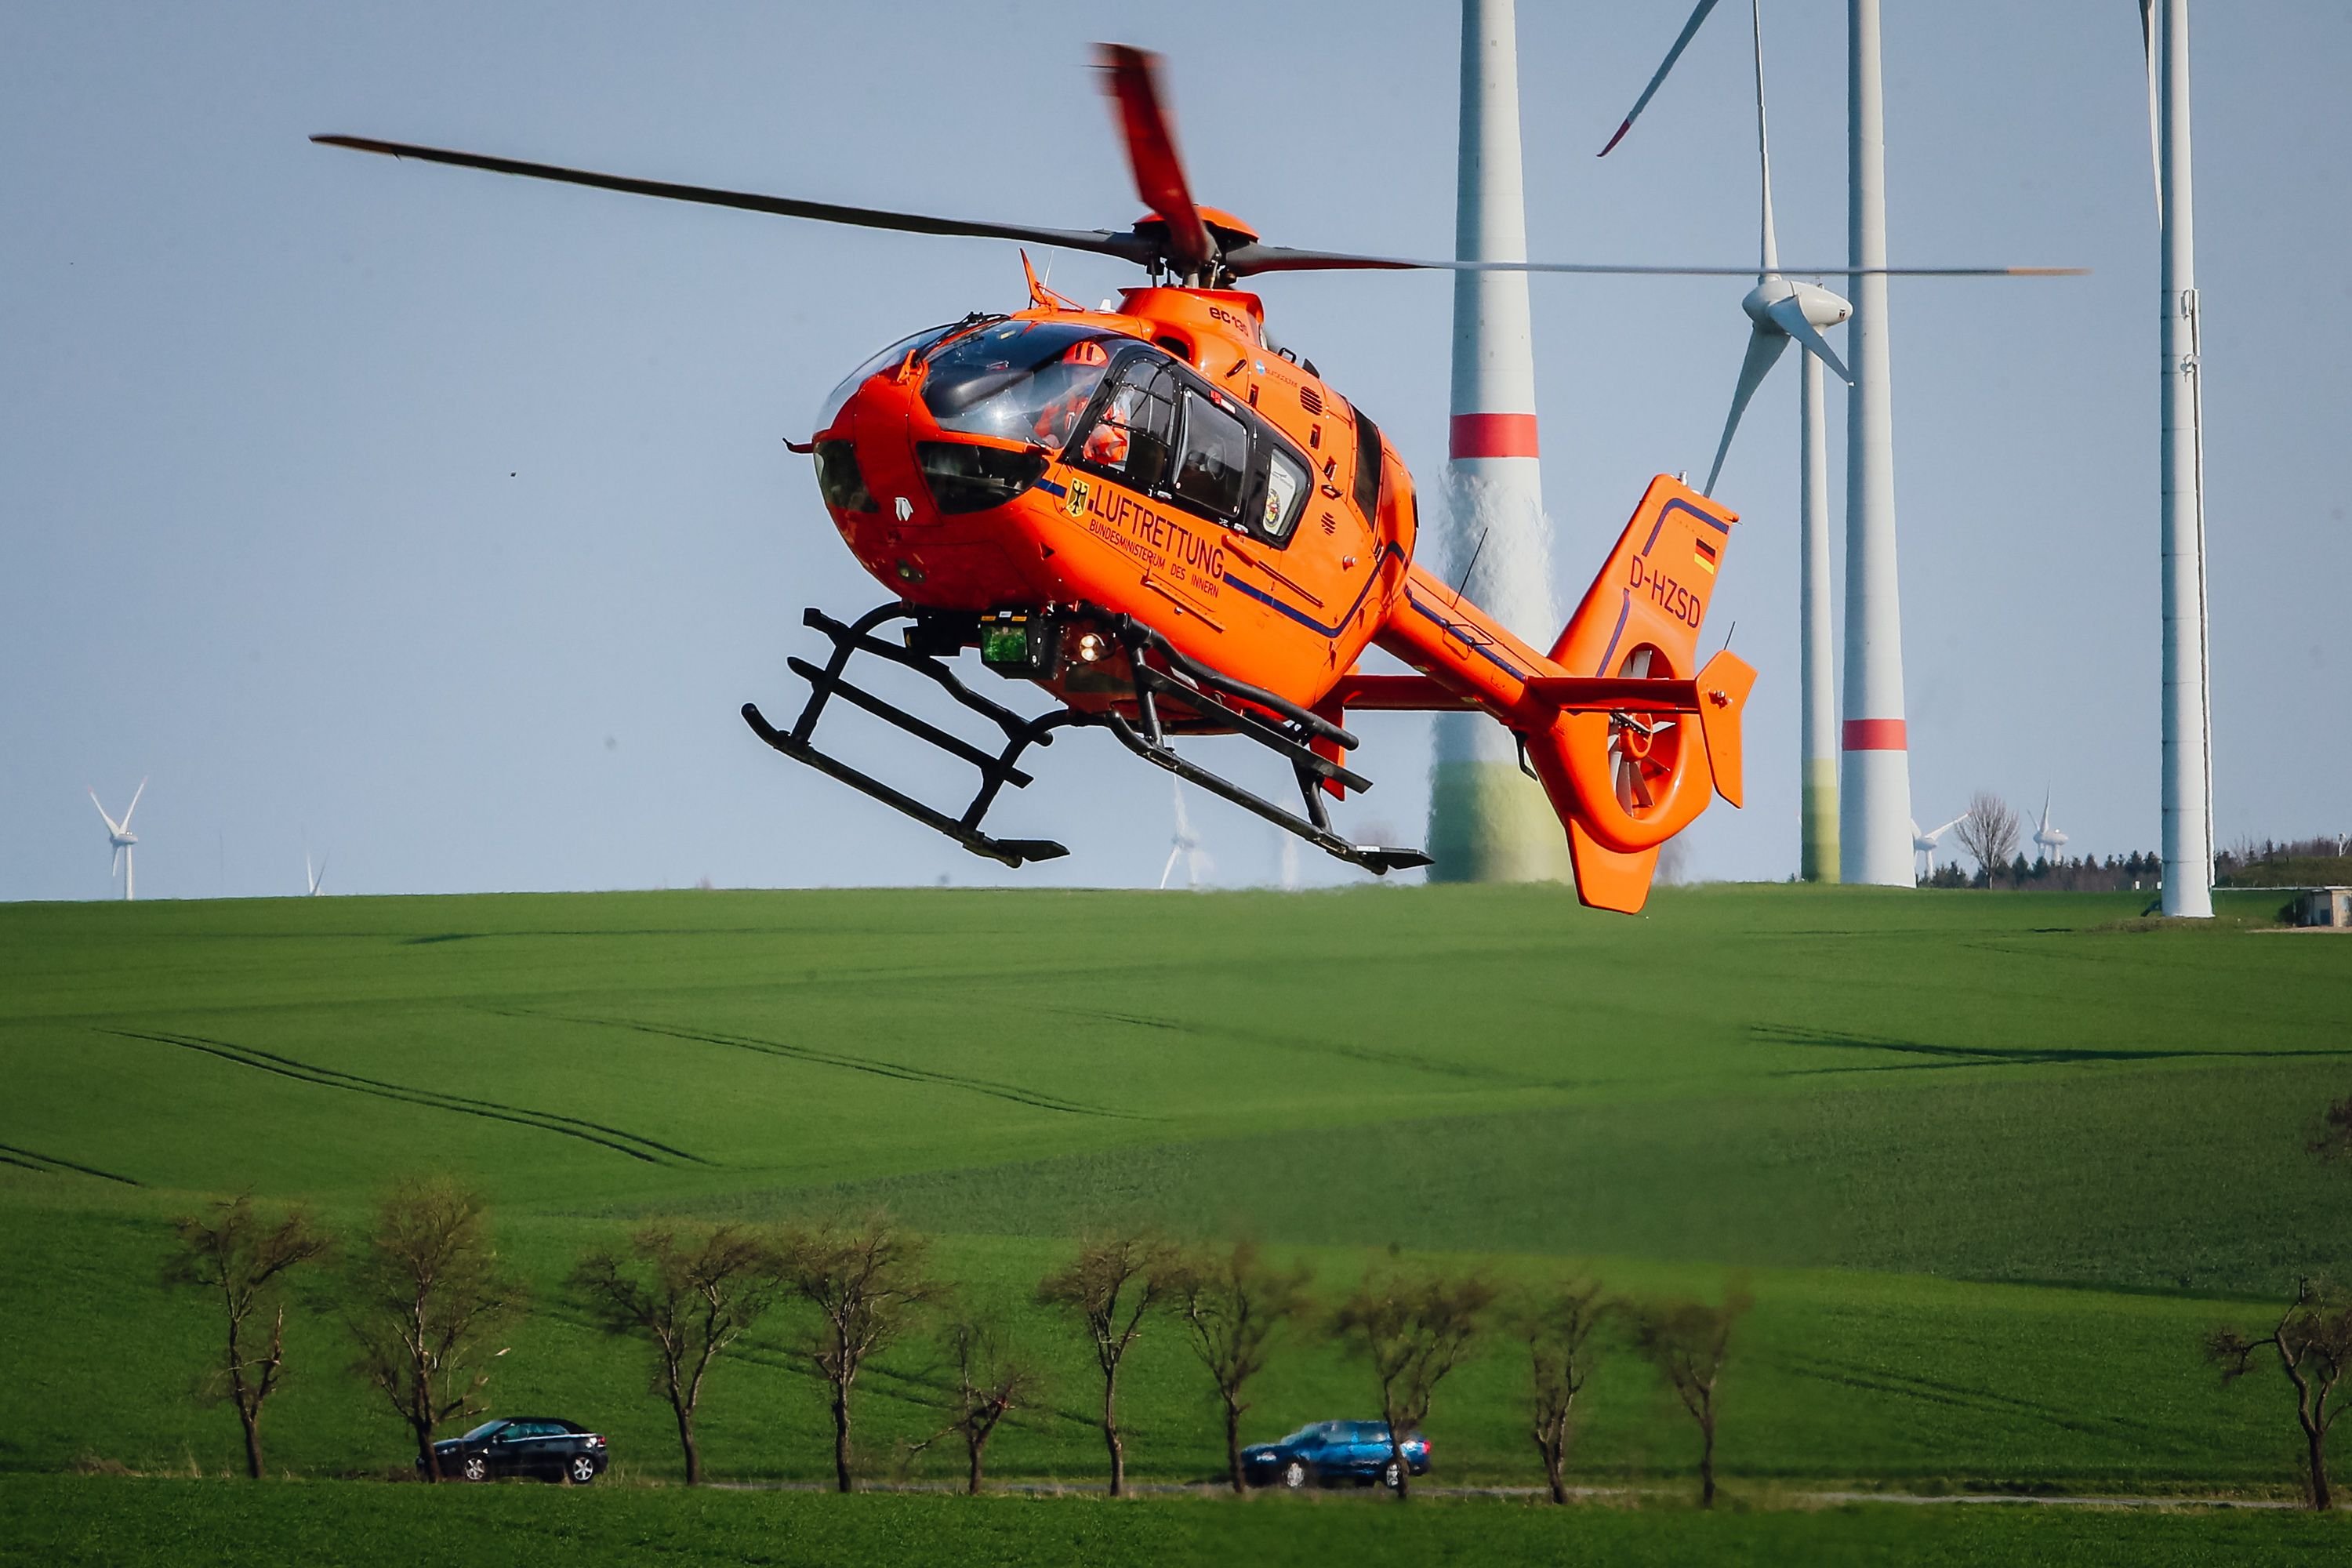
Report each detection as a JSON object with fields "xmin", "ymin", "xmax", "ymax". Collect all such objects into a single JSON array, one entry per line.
[
  {"xmin": 0, "ymin": 1142, "xmax": 140, "ymax": 1185},
  {"xmin": 1047, "ymin": 1005, "xmax": 1596, "ymax": 1091},
  {"xmin": 1751, "ymin": 1023, "xmax": 2352, "ymax": 1073},
  {"xmin": 103, "ymin": 1029, "xmax": 706, "ymax": 1167},
  {"xmin": 1777, "ymin": 1352, "xmax": 2165, "ymax": 1440},
  {"xmin": 493, "ymin": 1009, "xmax": 1134, "ymax": 1120}
]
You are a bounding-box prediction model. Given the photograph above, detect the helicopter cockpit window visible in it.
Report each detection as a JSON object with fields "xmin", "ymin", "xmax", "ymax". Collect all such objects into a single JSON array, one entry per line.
[
  {"xmin": 1076, "ymin": 356, "xmax": 1180, "ymax": 492},
  {"xmin": 921, "ymin": 321, "xmax": 1119, "ymax": 447},
  {"xmin": 815, "ymin": 322, "xmax": 959, "ymax": 433},
  {"xmin": 1259, "ymin": 445, "xmax": 1308, "ymax": 541},
  {"xmin": 1171, "ymin": 390, "xmax": 1249, "ymax": 521}
]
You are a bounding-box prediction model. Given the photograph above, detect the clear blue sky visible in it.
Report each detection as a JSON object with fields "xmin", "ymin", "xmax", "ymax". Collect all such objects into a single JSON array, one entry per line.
[{"xmin": 3, "ymin": 1, "xmax": 2345, "ymax": 900}]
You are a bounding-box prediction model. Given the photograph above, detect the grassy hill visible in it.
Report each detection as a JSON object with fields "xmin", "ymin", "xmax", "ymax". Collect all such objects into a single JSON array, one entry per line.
[{"xmin": 2, "ymin": 883, "xmax": 2347, "ymax": 1559}]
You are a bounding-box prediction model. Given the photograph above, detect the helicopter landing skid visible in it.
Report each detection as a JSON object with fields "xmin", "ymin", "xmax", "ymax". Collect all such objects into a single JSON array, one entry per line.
[
  {"xmin": 742, "ymin": 604, "xmax": 1080, "ymax": 869},
  {"xmin": 1089, "ymin": 612, "xmax": 1432, "ymax": 877},
  {"xmin": 743, "ymin": 602, "xmax": 1433, "ymax": 877}
]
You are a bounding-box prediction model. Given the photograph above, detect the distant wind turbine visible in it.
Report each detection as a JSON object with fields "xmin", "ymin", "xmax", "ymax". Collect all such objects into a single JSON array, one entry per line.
[
  {"xmin": 306, "ymin": 850, "xmax": 329, "ymax": 897},
  {"xmin": 89, "ymin": 779, "xmax": 147, "ymax": 902},
  {"xmin": 2032, "ymin": 790, "xmax": 2069, "ymax": 866},
  {"xmin": 1600, "ymin": 0, "xmax": 1853, "ymax": 886},
  {"xmin": 1160, "ymin": 778, "xmax": 1210, "ymax": 891},
  {"xmin": 1911, "ymin": 813, "xmax": 1964, "ymax": 880}
]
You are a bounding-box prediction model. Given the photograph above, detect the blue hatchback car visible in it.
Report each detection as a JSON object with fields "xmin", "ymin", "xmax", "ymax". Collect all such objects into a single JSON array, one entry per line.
[{"xmin": 1240, "ymin": 1421, "xmax": 1432, "ymax": 1490}]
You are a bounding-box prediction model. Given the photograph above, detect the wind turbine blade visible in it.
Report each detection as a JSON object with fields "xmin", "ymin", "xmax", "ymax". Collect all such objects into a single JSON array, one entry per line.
[
  {"xmin": 1704, "ymin": 323, "xmax": 1789, "ymax": 495},
  {"xmin": 1767, "ymin": 296, "xmax": 1851, "ymax": 383},
  {"xmin": 120, "ymin": 777, "xmax": 147, "ymax": 830},
  {"xmin": 315, "ymin": 855, "xmax": 328, "ymax": 895},
  {"xmin": 1160, "ymin": 844, "xmax": 1181, "ymax": 891},
  {"xmin": 111, "ymin": 846, "xmax": 123, "ymax": 877},
  {"xmin": 2140, "ymin": 0, "xmax": 2163, "ymax": 223},
  {"xmin": 89, "ymin": 789, "xmax": 121, "ymax": 836},
  {"xmin": 1599, "ymin": 0, "xmax": 1728, "ymax": 155}
]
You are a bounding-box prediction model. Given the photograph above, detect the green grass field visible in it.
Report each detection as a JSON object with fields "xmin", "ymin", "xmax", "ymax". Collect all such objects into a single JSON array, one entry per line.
[{"xmin": 2, "ymin": 884, "xmax": 2347, "ymax": 1561}]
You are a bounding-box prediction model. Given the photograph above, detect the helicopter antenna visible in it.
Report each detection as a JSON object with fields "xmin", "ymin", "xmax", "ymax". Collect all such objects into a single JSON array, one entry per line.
[{"xmin": 1453, "ymin": 525, "xmax": 1491, "ymax": 598}]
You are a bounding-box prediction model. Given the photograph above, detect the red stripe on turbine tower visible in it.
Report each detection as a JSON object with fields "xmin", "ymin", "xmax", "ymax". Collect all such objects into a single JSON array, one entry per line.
[
  {"xmin": 1448, "ymin": 412, "xmax": 1541, "ymax": 459},
  {"xmin": 1842, "ymin": 719, "xmax": 1907, "ymax": 751}
]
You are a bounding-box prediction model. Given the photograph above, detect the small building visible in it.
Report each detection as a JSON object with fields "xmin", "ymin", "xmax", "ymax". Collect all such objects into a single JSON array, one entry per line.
[{"xmin": 2291, "ymin": 887, "xmax": 2352, "ymax": 928}]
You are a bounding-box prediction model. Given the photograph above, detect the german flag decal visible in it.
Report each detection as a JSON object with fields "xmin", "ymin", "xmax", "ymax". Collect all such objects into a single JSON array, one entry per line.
[{"xmin": 1693, "ymin": 536, "xmax": 1719, "ymax": 575}]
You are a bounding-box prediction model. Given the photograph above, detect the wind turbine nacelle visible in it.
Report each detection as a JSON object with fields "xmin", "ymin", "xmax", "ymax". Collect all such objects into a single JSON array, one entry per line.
[
  {"xmin": 112, "ymin": 831, "xmax": 137, "ymax": 848},
  {"xmin": 1742, "ymin": 277, "xmax": 1851, "ymax": 332}
]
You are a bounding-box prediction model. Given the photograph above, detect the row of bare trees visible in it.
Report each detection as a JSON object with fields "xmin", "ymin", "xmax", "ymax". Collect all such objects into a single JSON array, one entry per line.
[
  {"xmin": 165, "ymin": 1176, "xmax": 521, "ymax": 1482},
  {"xmin": 165, "ymin": 1181, "xmax": 1752, "ymax": 1501}
]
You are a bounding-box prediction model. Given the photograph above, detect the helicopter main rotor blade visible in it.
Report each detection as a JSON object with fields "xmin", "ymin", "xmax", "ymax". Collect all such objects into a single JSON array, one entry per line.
[
  {"xmin": 311, "ymin": 136, "xmax": 1157, "ymax": 266},
  {"xmin": 1093, "ymin": 44, "xmax": 1214, "ymax": 276},
  {"xmin": 314, "ymin": 137, "xmax": 2082, "ymax": 282},
  {"xmin": 1222, "ymin": 244, "xmax": 2079, "ymax": 278}
]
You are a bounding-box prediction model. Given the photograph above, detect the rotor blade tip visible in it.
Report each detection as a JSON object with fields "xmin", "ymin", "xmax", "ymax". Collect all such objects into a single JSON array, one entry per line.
[{"xmin": 1599, "ymin": 121, "xmax": 1633, "ymax": 158}]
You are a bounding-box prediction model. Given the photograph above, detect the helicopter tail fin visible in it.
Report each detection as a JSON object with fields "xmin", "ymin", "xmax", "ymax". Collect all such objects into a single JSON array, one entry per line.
[{"xmin": 1548, "ymin": 473, "xmax": 1734, "ymax": 684}]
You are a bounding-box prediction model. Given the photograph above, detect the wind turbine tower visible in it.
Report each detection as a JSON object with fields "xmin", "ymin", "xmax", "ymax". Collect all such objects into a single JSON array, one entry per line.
[
  {"xmin": 1838, "ymin": 0, "xmax": 1915, "ymax": 886},
  {"xmin": 1427, "ymin": 0, "xmax": 1572, "ymax": 884},
  {"xmin": 89, "ymin": 780, "xmax": 147, "ymax": 902},
  {"xmin": 2145, "ymin": 0, "xmax": 2213, "ymax": 917}
]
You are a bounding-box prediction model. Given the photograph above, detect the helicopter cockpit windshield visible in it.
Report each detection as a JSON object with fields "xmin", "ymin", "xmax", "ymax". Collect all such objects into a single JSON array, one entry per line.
[
  {"xmin": 921, "ymin": 321, "xmax": 1120, "ymax": 449},
  {"xmin": 816, "ymin": 322, "xmax": 960, "ymax": 433}
]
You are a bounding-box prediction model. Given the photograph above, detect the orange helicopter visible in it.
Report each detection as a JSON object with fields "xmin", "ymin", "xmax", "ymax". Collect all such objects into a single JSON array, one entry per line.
[{"xmin": 316, "ymin": 45, "xmax": 1759, "ymax": 913}]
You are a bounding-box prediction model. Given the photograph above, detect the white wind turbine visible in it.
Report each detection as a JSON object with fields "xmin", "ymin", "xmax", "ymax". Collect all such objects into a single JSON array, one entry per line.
[
  {"xmin": 1911, "ymin": 813, "xmax": 1964, "ymax": 880},
  {"xmin": 1602, "ymin": 0, "xmax": 1854, "ymax": 886},
  {"xmin": 89, "ymin": 779, "xmax": 147, "ymax": 902},
  {"xmin": 1160, "ymin": 778, "xmax": 1210, "ymax": 891},
  {"xmin": 2032, "ymin": 789, "xmax": 2069, "ymax": 866},
  {"xmin": 305, "ymin": 850, "xmax": 329, "ymax": 897}
]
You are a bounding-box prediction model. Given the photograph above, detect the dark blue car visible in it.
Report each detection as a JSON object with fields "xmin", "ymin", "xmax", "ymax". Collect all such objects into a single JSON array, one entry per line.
[{"xmin": 1240, "ymin": 1421, "xmax": 1432, "ymax": 1490}]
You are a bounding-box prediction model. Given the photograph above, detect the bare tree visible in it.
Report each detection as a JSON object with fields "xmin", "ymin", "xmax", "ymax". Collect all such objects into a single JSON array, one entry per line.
[
  {"xmin": 1037, "ymin": 1233, "xmax": 1177, "ymax": 1496},
  {"xmin": 1951, "ymin": 791, "xmax": 2022, "ymax": 886},
  {"xmin": 1630, "ymin": 1285, "xmax": 1752, "ymax": 1507},
  {"xmin": 162, "ymin": 1195, "xmax": 333, "ymax": 1479},
  {"xmin": 345, "ymin": 1178, "xmax": 521, "ymax": 1482},
  {"xmin": 570, "ymin": 1223, "xmax": 784, "ymax": 1485},
  {"xmin": 909, "ymin": 1316, "xmax": 1041, "ymax": 1495},
  {"xmin": 1515, "ymin": 1276, "xmax": 1613, "ymax": 1505},
  {"xmin": 2209, "ymin": 1282, "xmax": 2352, "ymax": 1509},
  {"xmin": 1169, "ymin": 1241, "xmax": 1315, "ymax": 1493},
  {"xmin": 781, "ymin": 1214, "xmax": 937, "ymax": 1493},
  {"xmin": 1327, "ymin": 1266, "xmax": 1497, "ymax": 1501}
]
